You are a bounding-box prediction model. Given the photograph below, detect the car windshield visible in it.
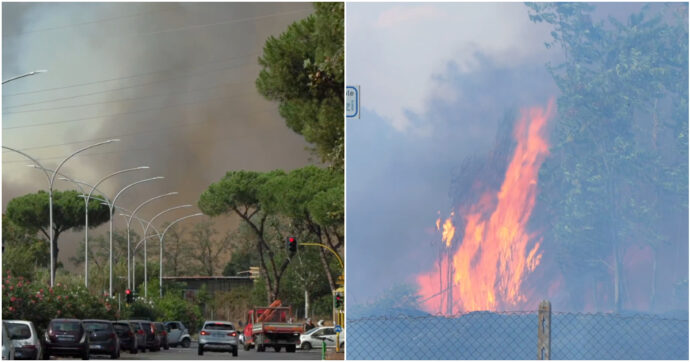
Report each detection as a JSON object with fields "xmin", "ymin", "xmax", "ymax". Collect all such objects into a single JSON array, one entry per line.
[
  {"xmin": 204, "ymin": 323, "xmax": 234, "ymax": 331},
  {"xmin": 51, "ymin": 321, "xmax": 80, "ymax": 332},
  {"xmin": 84, "ymin": 322, "xmax": 110, "ymax": 332},
  {"xmin": 7, "ymin": 323, "xmax": 31, "ymax": 339}
]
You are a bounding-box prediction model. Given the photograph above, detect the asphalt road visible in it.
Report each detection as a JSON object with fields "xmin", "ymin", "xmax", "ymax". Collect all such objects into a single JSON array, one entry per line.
[{"xmin": 68, "ymin": 345, "xmax": 323, "ymax": 360}]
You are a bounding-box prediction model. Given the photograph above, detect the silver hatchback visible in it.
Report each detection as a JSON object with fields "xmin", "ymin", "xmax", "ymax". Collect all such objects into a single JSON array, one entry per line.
[{"xmin": 198, "ymin": 321, "xmax": 238, "ymax": 357}]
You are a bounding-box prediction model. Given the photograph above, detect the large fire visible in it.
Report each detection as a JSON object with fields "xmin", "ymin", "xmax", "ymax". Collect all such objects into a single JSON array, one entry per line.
[{"xmin": 417, "ymin": 102, "xmax": 554, "ymax": 314}]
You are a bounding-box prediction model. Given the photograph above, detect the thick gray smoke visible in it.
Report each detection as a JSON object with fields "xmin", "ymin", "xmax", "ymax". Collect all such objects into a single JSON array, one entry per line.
[{"xmin": 2, "ymin": 3, "xmax": 315, "ymax": 270}]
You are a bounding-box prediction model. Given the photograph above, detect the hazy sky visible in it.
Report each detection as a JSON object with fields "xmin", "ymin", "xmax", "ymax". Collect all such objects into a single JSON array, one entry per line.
[{"xmin": 2, "ymin": 3, "xmax": 315, "ymax": 270}]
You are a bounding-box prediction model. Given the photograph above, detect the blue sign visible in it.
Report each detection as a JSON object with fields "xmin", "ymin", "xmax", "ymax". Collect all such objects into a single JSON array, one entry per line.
[
  {"xmin": 334, "ymin": 325, "xmax": 342, "ymax": 333},
  {"xmin": 346, "ymin": 86, "xmax": 359, "ymax": 118}
]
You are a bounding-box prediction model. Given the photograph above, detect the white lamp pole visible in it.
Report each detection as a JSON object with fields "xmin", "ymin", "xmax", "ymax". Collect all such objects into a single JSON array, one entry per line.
[
  {"xmin": 125, "ymin": 192, "xmax": 178, "ymax": 289},
  {"xmin": 107, "ymin": 176, "xmax": 164, "ymax": 296},
  {"xmin": 159, "ymin": 213, "xmax": 203, "ymax": 297},
  {"xmin": 2, "ymin": 69, "xmax": 47, "ymax": 84},
  {"xmin": 3, "ymin": 139, "xmax": 119, "ymax": 286},
  {"xmin": 139, "ymin": 204, "xmax": 192, "ymax": 298}
]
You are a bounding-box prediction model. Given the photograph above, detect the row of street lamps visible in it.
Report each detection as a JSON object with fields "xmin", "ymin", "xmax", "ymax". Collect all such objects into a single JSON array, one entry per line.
[
  {"xmin": 4, "ymin": 141, "xmax": 202, "ymax": 298},
  {"xmin": 3, "ymin": 70, "xmax": 201, "ymax": 299}
]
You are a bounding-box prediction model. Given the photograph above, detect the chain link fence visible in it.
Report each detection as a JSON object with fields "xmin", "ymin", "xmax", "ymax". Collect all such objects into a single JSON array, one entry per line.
[{"xmin": 347, "ymin": 307, "xmax": 688, "ymax": 359}]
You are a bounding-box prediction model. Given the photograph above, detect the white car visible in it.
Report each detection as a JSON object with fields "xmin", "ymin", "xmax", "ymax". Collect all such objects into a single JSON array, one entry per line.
[
  {"xmin": 299, "ymin": 326, "xmax": 345, "ymax": 350},
  {"xmin": 198, "ymin": 321, "xmax": 239, "ymax": 357},
  {"xmin": 2, "ymin": 322, "xmax": 15, "ymax": 360},
  {"xmin": 4, "ymin": 321, "xmax": 41, "ymax": 360}
]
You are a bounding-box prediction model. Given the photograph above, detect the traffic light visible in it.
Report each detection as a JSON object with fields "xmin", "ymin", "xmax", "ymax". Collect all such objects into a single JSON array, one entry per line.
[
  {"xmin": 286, "ymin": 236, "xmax": 297, "ymax": 253},
  {"xmin": 334, "ymin": 292, "xmax": 343, "ymax": 309},
  {"xmin": 125, "ymin": 289, "xmax": 133, "ymax": 304}
]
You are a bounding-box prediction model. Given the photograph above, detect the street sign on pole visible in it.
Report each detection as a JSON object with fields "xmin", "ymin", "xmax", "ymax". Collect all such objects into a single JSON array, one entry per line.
[
  {"xmin": 346, "ymin": 85, "xmax": 360, "ymax": 118},
  {"xmin": 334, "ymin": 325, "xmax": 342, "ymax": 333}
]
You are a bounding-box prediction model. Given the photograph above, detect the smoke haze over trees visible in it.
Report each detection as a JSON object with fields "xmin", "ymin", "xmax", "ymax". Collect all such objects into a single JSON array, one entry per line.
[{"xmin": 347, "ymin": 2, "xmax": 687, "ymax": 315}]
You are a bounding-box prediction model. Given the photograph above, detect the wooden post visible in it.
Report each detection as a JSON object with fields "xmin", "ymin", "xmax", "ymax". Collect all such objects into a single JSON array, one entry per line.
[{"xmin": 537, "ymin": 300, "xmax": 551, "ymax": 360}]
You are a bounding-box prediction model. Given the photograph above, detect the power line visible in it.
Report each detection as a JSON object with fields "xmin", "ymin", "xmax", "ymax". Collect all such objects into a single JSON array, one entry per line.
[
  {"xmin": 3, "ymin": 60, "xmax": 256, "ymax": 110},
  {"xmin": 1, "ymin": 106, "xmax": 278, "ymax": 154},
  {"xmin": 2, "ymin": 89, "xmax": 258, "ymax": 131},
  {"xmin": 2, "ymin": 115, "xmax": 280, "ymax": 165},
  {"xmin": 3, "ymin": 81, "xmax": 249, "ymax": 115},
  {"xmin": 2, "ymin": 6, "xmax": 170, "ymax": 38},
  {"xmin": 2, "ymin": 52, "xmax": 260, "ymax": 98}
]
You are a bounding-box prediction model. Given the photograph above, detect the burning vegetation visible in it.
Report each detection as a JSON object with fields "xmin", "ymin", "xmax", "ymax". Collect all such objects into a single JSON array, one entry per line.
[{"xmin": 417, "ymin": 102, "xmax": 554, "ymax": 314}]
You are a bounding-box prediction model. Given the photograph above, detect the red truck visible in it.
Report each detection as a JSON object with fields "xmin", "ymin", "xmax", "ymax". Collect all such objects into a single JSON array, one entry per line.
[{"xmin": 241, "ymin": 305, "xmax": 302, "ymax": 353}]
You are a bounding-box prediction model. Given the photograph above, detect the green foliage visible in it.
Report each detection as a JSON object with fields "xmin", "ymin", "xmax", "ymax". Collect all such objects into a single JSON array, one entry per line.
[
  {"xmin": 2, "ymin": 215, "xmax": 49, "ymax": 280},
  {"xmin": 256, "ymin": 3, "xmax": 344, "ymax": 169},
  {"xmin": 527, "ymin": 3, "xmax": 688, "ymax": 311},
  {"xmin": 154, "ymin": 292, "xmax": 203, "ymax": 333},
  {"xmin": 2, "ymin": 271, "xmax": 117, "ymax": 335},
  {"xmin": 5, "ymin": 190, "xmax": 111, "ymax": 275}
]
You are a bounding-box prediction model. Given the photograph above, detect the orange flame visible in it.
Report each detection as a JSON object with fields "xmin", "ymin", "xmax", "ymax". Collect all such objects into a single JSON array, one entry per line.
[
  {"xmin": 417, "ymin": 101, "xmax": 554, "ymax": 314},
  {"xmin": 441, "ymin": 212, "xmax": 456, "ymax": 248}
]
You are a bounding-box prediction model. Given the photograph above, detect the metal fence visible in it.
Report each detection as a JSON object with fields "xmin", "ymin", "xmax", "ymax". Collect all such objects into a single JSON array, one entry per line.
[{"xmin": 347, "ymin": 304, "xmax": 688, "ymax": 360}]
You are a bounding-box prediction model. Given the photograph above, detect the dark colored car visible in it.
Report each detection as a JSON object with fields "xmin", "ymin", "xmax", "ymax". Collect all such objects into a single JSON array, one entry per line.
[
  {"xmin": 82, "ymin": 320, "xmax": 119, "ymax": 359},
  {"xmin": 135, "ymin": 321, "xmax": 160, "ymax": 352},
  {"xmin": 153, "ymin": 323, "xmax": 169, "ymax": 350},
  {"xmin": 113, "ymin": 322, "xmax": 138, "ymax": 354},
  {"xmin": 43, "ymin": 319, "xmax": 90, "ymax": 360},
  {"xmin": 123, "ymin": 321, "xmax": 147, "ymax": 353}
]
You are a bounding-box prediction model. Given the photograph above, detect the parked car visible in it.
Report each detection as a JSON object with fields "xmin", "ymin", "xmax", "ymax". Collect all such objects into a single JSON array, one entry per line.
[
  {"xmin": 112, "ymin": 322, "xmax": 138, "ymax": 354},
  {"xmin": 299, "ymin": 326, "xmax": 344, "ymax": 350},
  {"xmin": 198, "ymin": 321, "xmax": 238, "ymax": 357},
  {"xmin": 43, "ymin": 319, "xmax": 90, "ymax": 360},
  {"xmin": 138, "ymin": 321, "xmax": 160, "ymax": 352},
  {"xmin": 153, "ymin": 323, "xmax": 168, "ymax": 350},
  {"xmin": 123, "ymin": 321, "xmax": 147, "ymax": 353},
  {"xmin": 4, "ymin": 321, "xmax": 41, "ymax": 360},
  {"xmin": 164, "ymin": 321, "xmax": 191, "ymax": 348},
  {"xmin": 82, "ymin": 320, "xmax": 119, "ymax": 359},
  {"xmin": 2, "ymin": 322, "xmax": 16, "ymax": 360}
]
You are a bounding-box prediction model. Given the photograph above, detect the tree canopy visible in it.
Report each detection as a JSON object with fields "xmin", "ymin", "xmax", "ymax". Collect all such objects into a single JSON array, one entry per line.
[
  {"xmin": 199, "ymin": 166, "xmax": 343, "ymax": 303},
  {"xmin": 5, "ymin": 190, "xmax": 111, "ymax": 276},
  {"xmin": 256, "ymin": 2, "xmax": 344, "ymax": 169},
  {"xmin": 527, "ymin": 3, "xmax": 688, "ymax": 312}
]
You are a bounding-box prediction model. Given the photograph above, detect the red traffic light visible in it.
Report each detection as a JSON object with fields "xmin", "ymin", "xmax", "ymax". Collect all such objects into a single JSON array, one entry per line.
[
  {"xmin": 289, "ymin": 237, "xmax": 295, "ymax": 243},
  {"xmin": 125, "ymin": 289, "xmax": 131, "ymax": 295}
]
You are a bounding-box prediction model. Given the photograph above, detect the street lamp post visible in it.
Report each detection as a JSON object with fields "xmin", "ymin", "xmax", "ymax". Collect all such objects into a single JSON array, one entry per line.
[
  {"xmin": 107, "ymin": 176, "xmax": 164, "ymax": 296},
  {"xmin": 2, "ymin": 139, "xmax": 119, "ymax": 287},
  {"xmin": 125, "ymin": 192, "xmax": 178, "ymax": 289},
  {"xmin": 84, "ymin": 167, "xmax": 149, "ymax": 288},
  {"xmin": 2, "ymin": 69, "xmax": 47, "ymax": 84},
  {"xmin": 159, "ymin": 213, "xmax": 203, "ymax": 297},
  {"xmin": 138, "ymin": 205, "xmax": 192, "ymax": 297}
]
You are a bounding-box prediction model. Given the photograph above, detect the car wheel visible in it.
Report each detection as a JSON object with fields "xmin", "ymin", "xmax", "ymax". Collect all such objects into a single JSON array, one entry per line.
[
  {"xmin": 198, "ymin": 345, "xmax": 204, "ymax": 356},
  {"xmin": 131, "ymin": 345, "xmax": 137, "ymax": 354},
  {"xmin": 257, "ymin": 344, "xmax": 265, "ymax": 352},
  {"xmin": 181, "ymin": 338, "xmax": 191, "ymax": 349},
  {"xmin": 110, "ymin": 349, "xmax": 118, "ymax": 359},
  {"xmin": 302, "ymin": 342, "xmax": 311, "ymax": 351},
  {"xmin": 82, "ymin": 349, "xmax": 90, "ymax": 360},
  {"xmin": 287, "ymin": 345, "xmax": 296, "ymax": 353},
  {"xmin": 164, "ymin": 342, "xmax": 169, "ymax": 351},
  {"xmin": 43, "ymin": 351, "xmax": 50, "ymax": 360},
  {"xmin": 243, "ymin": 343, "xmax": 250, "ymax": 351},
  {"xmin": 232, "ymin": 347, "xmax": 238, "ymax": 357},
  {"xmin": 274, "ymin": 346, "xmax": 282, "ymax": 352}
]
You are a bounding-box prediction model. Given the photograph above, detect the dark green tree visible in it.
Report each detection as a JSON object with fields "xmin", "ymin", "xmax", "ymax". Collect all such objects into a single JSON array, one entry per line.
[
  {"xmin": 527, "ymin": 3, "xmax": 688, "ymax": 312},
  {"xmin": 256, "ymin": 2, "xmax": 344, "ymax": 169},
  {"xmin": 5, "ymin": 190, "xmax": 111, "ymax": 278}
]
